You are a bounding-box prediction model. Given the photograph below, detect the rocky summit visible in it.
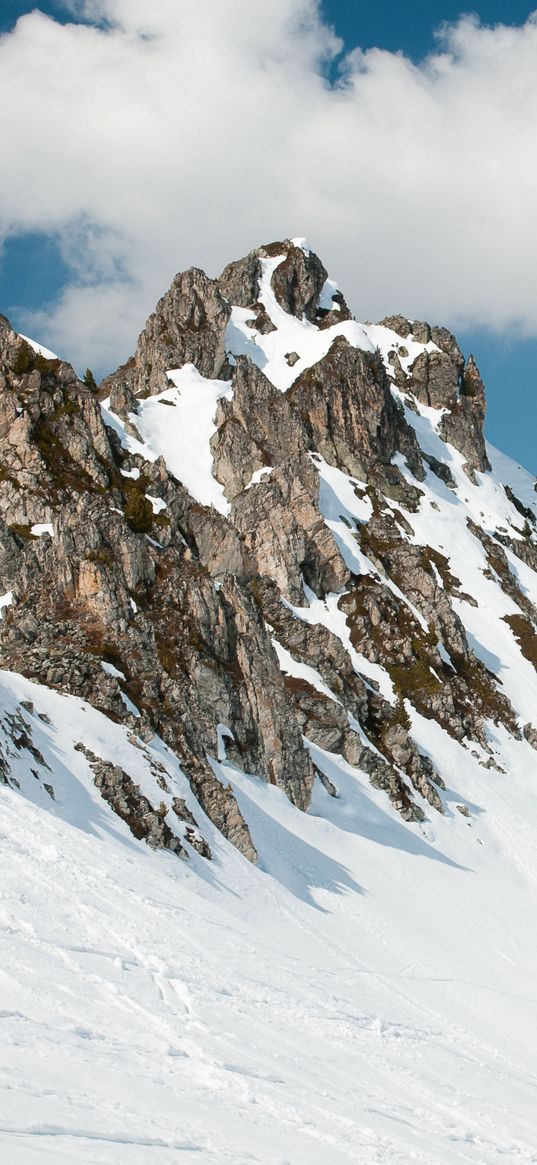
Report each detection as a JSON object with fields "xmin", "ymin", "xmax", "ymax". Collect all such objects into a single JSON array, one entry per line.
[
  {"xmin": 0, "ymin": 237, "xmax": 536, "ymax": 859},
  {"xmin": 2, "ymin": 238, "xmax": 537, "ymax": 1163}
]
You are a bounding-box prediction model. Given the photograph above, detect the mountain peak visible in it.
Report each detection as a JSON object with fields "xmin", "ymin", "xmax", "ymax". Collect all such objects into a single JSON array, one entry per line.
[
  {"xmin": 1, "ymin": 238, "xmax": 537, "ymax": 1159},
  {"xmin": 1, "ymin": 236, "xmax": 535, "ymax": 863}
]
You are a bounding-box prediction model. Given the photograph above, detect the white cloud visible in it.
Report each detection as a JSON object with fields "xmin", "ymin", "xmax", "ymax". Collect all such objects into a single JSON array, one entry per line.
[{"xmin": 1, "ymin": 2, "xmax": 537, "ymax": 372}]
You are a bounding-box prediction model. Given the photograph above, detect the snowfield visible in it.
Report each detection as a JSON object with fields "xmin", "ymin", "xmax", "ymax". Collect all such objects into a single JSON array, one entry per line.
[
  {"xmin": 102, "ymin": 365, "xmax": 233, "ymax": 515},
  {"xmin": 2, "ymin": 665, "xmax": 537, "ymax": 1164}
]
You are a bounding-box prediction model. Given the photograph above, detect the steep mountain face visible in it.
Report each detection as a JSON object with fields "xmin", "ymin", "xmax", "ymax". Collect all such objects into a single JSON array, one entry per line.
[
  {"xmin": 2, "ymin": 239, "xmax": 537, "ymax": 1163},
  {"xmin": 1, "ymin": 238, "xmax": 535, "ymax": 857},
  {"xmin": 0, "ymin": 238, "xmax": 536, "ymax": 862}
]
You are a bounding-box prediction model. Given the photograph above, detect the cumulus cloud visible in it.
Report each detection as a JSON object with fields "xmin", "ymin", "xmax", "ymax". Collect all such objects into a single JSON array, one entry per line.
[{"xmin": 1, "ymin": 1, "xmax": 537, "ymax": 371}]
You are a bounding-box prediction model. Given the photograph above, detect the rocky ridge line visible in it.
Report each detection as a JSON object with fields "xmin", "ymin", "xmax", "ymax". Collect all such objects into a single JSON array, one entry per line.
[{"xmin": 0, "ymin": 238, "xmax": 535, "ymax": 859}]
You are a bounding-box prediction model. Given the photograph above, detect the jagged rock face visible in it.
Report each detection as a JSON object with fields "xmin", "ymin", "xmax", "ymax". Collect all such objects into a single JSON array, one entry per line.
[
  {"xmin": 290, "ymin": 340, "xmax": 397, "ymax": 477},
  {"xmin": 1, "ymin": 239, "xmax": 536, "ymax": 862},
  {"xmin": 288, "ymin": 338, "xmax": 425, "ymax": 502},
  {"xmin": 269, "ymin": 242, "xmax": 327, "ymax": 321},
  {"xmin": 439, "ymin": 355, "xmax": 490, "ymax": 478},
  {"xmin": 211, "ymin": 356, "xmax": 308, "ymax": 499},
  {"xmin": 406, "ymin": 348, "xmax": 461, "ymax": 409},
  {"xmin": 232, "ymin": 457, "xmax": 349, "ymax": 604},
  {"xmin": 103, "ymin": 269, "xmax": 231, "ymax": 401},
  {"xmin": 380, "ymin": 315, "xmax": 490, "ymax": 479},
  {"xmin": 0, "ymin": 332, "xmax": 261, "ymax": 859},
  {"xmin": 217, "ymin": 239, "xmax": 352, "ymax": 325}
]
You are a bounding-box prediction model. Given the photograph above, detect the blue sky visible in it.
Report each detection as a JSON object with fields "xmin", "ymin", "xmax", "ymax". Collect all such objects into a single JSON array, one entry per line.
[
  {"xmin": 323, "ymin": 0, "xmax": 537, "ymax": 472},
  {"xmin": 0, "ymin": 1, "xmax": 536, "ymax": 473},
  {"xmin": 322, "ymin": 0, "xmax": 537, "ymax": 59}
]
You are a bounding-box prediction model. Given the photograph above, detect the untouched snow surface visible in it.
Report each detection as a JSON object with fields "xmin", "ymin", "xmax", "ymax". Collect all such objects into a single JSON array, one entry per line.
[
  {"xmin": 101, "ymin": 365, "xmax": 232, "ymax": 515},
  {"xmin": 19, "ymin": 334, "xmax": 59, "ymax": 361},
  {"xmin": 2, "ymin": 664, "xmax": 537, "ymax": 1164}
]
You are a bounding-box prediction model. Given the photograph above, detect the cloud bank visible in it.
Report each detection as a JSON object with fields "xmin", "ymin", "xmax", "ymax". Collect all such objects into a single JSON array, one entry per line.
[{"xmin": 1, "ymin": 1, "xmax": 537, "ymax": 372}]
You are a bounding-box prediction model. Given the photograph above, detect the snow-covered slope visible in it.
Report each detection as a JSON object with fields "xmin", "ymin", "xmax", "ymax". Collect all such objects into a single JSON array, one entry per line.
[
  {"xmin": 102, "ymin": 365, "xmax": 233, "ymax": 515},
  {"xmin": 2, "ymin": 668, "xmax": 537, "ymax": 1164},
  {"xmin": 2, "ymin": 239, "xmax": 537, "ymax": 1163}
]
